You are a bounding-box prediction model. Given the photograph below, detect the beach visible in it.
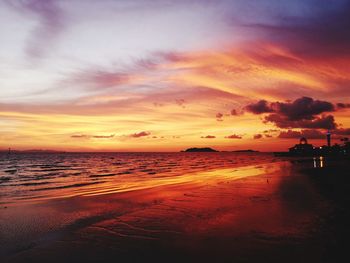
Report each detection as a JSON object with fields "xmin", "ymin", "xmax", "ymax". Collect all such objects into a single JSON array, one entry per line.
[{"xmin": 1, "ymin": 153, "xmax": 349, "ymax": 262}]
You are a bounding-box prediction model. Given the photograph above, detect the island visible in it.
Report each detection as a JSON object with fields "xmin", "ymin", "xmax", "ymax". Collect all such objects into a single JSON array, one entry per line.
[{"xmin": 182, "ymin": 147, "xmax": 218, "ymax": 152}]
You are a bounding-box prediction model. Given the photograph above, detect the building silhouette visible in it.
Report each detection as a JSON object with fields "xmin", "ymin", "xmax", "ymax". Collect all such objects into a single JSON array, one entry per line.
[
  {"xmin": 326, "ymin": 130, "xmax": 331, "ymax": 147},
  {"xmin": 289, "ymin": 137, "xmax": 314, "ymax": 155},
  {"xmin": 283, "ymin": 130, "xmax": 350, "ymax": 157}
]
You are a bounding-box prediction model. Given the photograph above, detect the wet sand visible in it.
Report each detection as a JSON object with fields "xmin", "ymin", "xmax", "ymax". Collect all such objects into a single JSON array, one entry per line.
[{"xmin": 1, "ymin": 159, "xmax": 349, "ymax": 262}]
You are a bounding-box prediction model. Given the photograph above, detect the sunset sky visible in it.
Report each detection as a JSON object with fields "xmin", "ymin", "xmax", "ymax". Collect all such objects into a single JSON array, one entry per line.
[{"xmin": 0, "ymin": 0, "xmax": 349, "ymax": 151}]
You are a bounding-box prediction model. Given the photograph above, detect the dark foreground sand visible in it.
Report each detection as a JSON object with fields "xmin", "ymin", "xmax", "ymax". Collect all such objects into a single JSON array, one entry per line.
[{"xmin": 1, "ymin": 159, "xmax": 349, "ymax": 262}]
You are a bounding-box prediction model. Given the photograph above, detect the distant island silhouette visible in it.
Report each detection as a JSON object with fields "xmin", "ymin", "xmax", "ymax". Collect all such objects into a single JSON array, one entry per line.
[
  {"xmin": 182, "ymin": 148, "xmax": 259, "ymax": 153},
  {"xmin": 0, "ymin": 149, "xmax": 65, "ymax": 153},
  {"xmin": 183, "ymin": 147, "xmax": 218, "ymax": 152}
]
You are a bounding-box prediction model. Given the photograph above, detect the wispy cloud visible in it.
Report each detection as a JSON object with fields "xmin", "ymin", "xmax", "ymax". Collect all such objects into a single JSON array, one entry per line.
[
  {"xmin": 129, "ymin": 131, "xmax": 151, "ymax": 138},
  {"xmin": 253, "ymin": 134, "xmax": 263, "ymax": 139},
  {"xmin": 201, "ymin": 135, "xmax": 216, "ymax": 139},
  {"xmin": 7, "ymin": 0, "xmax": 65, "ymax": 60},
  {"xmin": 225, "ymin": 134, "xmax": 242, "ymax": 139}
]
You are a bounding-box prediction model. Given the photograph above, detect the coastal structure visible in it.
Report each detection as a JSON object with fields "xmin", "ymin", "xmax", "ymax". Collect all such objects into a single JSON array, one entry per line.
[
  {"xmin": 276, "ymin": 131, "xmax": 349, "ymax": 157},
  {"xmin": 327, "ymin": 130, "xmax": 331, "ymax": 147},
  {"xmin": 289, "ymin": 137, "xmax": 314, "ymax": 155}
]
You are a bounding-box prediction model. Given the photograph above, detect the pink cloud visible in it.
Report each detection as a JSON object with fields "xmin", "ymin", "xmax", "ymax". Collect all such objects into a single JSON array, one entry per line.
[
  {"xmin": 216, "ymin": 112, "xmax": 223, "ymax": 121},
  {"xmin": 71, "ymin": 134, "xmax": 89, "ymax": 139},
  {"xmin": 92, "ymin": 134, "xmax": 115, "ymax": 139},
  {"xmin": 201, "ymin": 135, "xmax": 216, "ymax": 139},
  {"xmin": 130, "ymin": 131, "xmax": 151, "ymax": 138},
  {"xmin": 8, "ymin": 0, "xmax": 65, "ymax": 60},
  {"xmin": 253, "ymin": 134, "xmax": 263, "ymax": 139},
  {"xmin": 225, "ymin": 134, "xmax": 242, "ymax": 139}
]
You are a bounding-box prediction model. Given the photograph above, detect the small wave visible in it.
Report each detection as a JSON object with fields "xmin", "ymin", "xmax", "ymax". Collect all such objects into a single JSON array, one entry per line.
[
  {"xmin": 38, "ymin": 168, "xmax": 73, "ymax": 172},
  {"xmin": 21, "ymin": 181, "xmax": 52, "ymax": 186},
  {"xmin": 140, "ymin": 169, "xmax": 153, "ymax": 173},
  {"xmin": 31, "ymin": 181, "xmax": 104, "ymax": 191},
  {"xmin": 69, "ymin": 172, "xmax": 83, "ymax": 176},
  {"xmin": 117, "ymin": 171, "xmax": 132, "ymax": 175},
  {"xmin": 0, "ymin": 176, "xmax": 11, "ymax": 183},
  {"xmin": 34, "ymin": 172, "xmax": 61, "ymax": 178},
  {"xmin": 89, "ymin": 173, "xmax": 117, "ymax": 178},
  {"xmin": 113, "ymin": 162, "xmax": 126, "ymax": 165},
  {"xmin": 4, "ymin": 169, "xmax": 17, "ymax": 174}
]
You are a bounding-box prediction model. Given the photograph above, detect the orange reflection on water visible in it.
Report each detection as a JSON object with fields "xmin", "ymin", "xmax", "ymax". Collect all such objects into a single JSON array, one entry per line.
[
  {"xmin": 6, "ymin": 162, "xmax": 282, "ymax": 205},
  {"xmin": 78, "ymin": 163, "xmax": 281, "ymax": 197},
  {"xmin": 313, "ymin": 156, "xmax": 324, "ymax": 168},
  {"xmin": 1, "ymin": 159, "xmax": 327, "ymax": 261}
]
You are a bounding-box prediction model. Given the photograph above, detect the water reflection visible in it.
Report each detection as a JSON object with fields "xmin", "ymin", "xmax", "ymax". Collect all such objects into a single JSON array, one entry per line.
[
  {"xmin": 0, "ymin": 152, "xmax": 277, "ymax": 204},
  {"xmin": 313, "ymin": 156, "xmax": 324, "ymax": 168}
]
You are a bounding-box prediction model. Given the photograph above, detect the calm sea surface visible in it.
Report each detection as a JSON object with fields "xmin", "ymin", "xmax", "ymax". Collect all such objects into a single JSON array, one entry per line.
[{"xmin": 0, "ymin": 152, "xmax": 277, "ymax": 204}]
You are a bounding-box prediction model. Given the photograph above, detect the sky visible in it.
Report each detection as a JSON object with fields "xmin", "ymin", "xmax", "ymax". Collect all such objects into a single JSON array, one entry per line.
[{"xmin": 0, "ymin": 0, "xmax": 349, "ymax": 152}]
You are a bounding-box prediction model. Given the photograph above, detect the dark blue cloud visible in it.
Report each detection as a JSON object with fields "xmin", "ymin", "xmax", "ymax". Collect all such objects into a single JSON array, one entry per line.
[{"xmin": 241, "ymin": 0, "xmax": 350, "ymax": 57}]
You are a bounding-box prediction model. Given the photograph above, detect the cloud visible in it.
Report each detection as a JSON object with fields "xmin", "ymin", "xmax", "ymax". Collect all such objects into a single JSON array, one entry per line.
[
  {"xmin": 8, "ymin": 0, "xmax": 65, "ymax": 59},
  {"xmin": 69, "ymin": 70, "xmax": 134, "ymax": 91},
  {"xmin": 264, "ymin": 114, "xmax": 337, "ymax": 130},
  {"xmin": 253, "ymin": 134, "xmax": 263, "ymax": 139},
  {"xmin": 337, "ymin": 103, "xmax": 350, "ymax": 109},
  {"xmin": 245, "ymin": 100, "xmax": 273, "ymax": 114},
  {"xmin": 216, "ymin": 112, "xmax": 223, "ymax": 121},
  {"xmin": 153, "ymin": 102, "xmax": 164, "ymax": 107},
  {"xmin": 88, "ymin": 72, "xmax": 131, "ymax": 89},
  {"xmin": 246, "ymin": 97, "xmax": 335, "ymax": 120},
  {"xmin": 92, "ymin": 134, "xmax": 115, "ymax": 139},
  {"xmin": 201, "ymin": 135, "xmax": 216, "ymax": 139},
  {"xmin": 230, "ymin": 109, "xmax": 243, "ymax": 116},
  {"xmin": 246, "ymin": 97, "xmax": 337, "ymax": 130},
  {"xmin": 334, "ymin": 128, "xmax": 350, "ymax": 136},
  {"xmin": 278, "ymin": 129, "xmax": 325, "ymax": 139},
  {"xmin": 263, "ymin": 129, "xmax": 279, "ymax": 133},
  {"xmin": 230, "ymin": 109, "xmax": 238, "ymax": 116},
  {"xmin": 277, "ymin": 127, "xmax": 350, "ymax": 141},
  {"xmin": 225, "ymin": 134, "xmax": 242, "ymax": 139},
  {"xmin": 175, "ymin": 99, "xmax": 186, "ymax": 107},
  {"xmin": 271, "ymin": 97, "xmax": 335, "ymax": 121},
  {"xmin": 245, "ymin": 1, "xmax": 350, "ymax": 58},
  {"xmin": 129, "ymin": 131, "xmax": 151, "ymax": 138},
  {"xmin": 71, "ymin": 134, "xmax": 89, "ymax": 139},
  {"xmin": 71, "ymin": 134, "xmax": 115, "ymax": 139}
]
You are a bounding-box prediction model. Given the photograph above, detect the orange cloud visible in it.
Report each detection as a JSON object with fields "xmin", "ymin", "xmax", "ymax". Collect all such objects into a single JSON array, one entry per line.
[{"xmin": 1, "ymin": 41, "xmax": 350, "ymax": 152}]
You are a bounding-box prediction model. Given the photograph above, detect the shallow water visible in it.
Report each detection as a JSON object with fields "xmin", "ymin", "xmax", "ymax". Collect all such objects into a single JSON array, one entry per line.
[
  {"xmin": 1, "ymin": 153, "xmax": 343, "ymax": 262},
  {"xmin": 0, "ymin": 152, "xmax": 277, "ymax": 204}
]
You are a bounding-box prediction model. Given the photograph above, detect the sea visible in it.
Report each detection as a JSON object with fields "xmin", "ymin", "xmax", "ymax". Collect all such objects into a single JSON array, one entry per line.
[{"xmin": 0, "ymin": 152, "xmax": 278, "ymax": 204}]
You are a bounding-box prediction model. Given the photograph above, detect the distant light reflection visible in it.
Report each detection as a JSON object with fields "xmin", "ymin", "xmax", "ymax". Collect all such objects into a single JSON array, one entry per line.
[{"xmin": 313, "ymin": 156, "xmax": 324, "ymax": 168}]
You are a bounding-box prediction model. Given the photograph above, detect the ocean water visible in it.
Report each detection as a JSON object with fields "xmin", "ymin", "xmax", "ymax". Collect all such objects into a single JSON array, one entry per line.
[{"xmin": 0, "ymin": 152, "xmax": 277, "ymax": 204}]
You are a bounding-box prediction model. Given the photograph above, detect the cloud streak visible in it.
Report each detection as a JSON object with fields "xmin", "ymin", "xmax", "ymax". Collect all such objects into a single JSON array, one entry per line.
[
  {"xmin": 201, "ymin": 135, "xmax": 216, "ymax": 139},
  {"xmin": 129, "ymin": 131, "xmax": 151, "ymax": 138},
  {"xmin": 7, "ymin": 0, "xmax": 65, "ymax": 60},
  {"xmin": 225, "ymin": 134, "xmax": 242, "ymax": 139}
]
